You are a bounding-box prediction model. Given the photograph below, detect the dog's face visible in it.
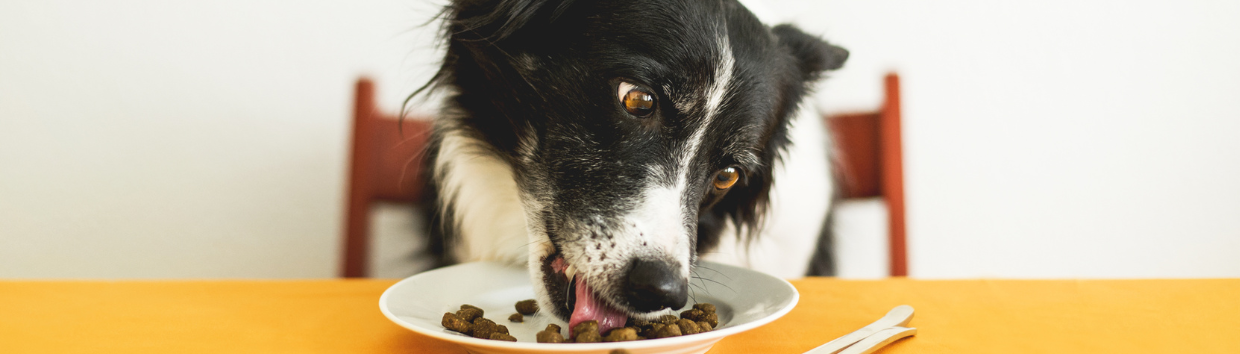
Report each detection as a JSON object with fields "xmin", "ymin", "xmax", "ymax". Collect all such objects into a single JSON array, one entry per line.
[{"xmin": 433, "ymin": 0, "xmax": 845, "ymax": 332}]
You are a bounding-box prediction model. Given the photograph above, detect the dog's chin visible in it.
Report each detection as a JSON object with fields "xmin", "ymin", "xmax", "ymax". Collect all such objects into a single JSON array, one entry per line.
[{"xmin": 535, "ymin": 250, "xmax": 673, "ymax": 336}]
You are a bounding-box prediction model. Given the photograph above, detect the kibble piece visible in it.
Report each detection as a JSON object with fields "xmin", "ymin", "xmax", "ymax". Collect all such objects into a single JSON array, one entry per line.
[
  {"xmin": 693, "ymin": 303, "xmax": 716, "ymax": 314},
  {"xmin": 536, "ymin": 330, "xmax": 566, "ymax": 343},
  {"xmin": 629, "ymin": 318, "xmax": 651, "ymax": 328},
  {"xmin": 456, "ymin": 307, "xmax": 484, "ymax": 322},
  {"xmin": 441, "ymin": 313, "xmax": 472, "ymax": 335},
  {"xmin": 572, "ymin": 320, "xmax": 601, "ymax": 343},
  {"xmin": 571, "ymin": 320, "xmax": 599, "ymax": 337},
  {"xmin": 640, "ymin": 323, "xmax": 664, "ymax": 338},
  {"xmin": 575, "ymin": 330, "xmax": 602, "ymax": 343},
  {"xmin": 676, "ymin": 319, "xmax": 702, "ymax": 335},
  {"xmin": 701, "ymin": 312, "xmax": 718, "ymax": 328},
  {"xmin": 680, "ymin": 309, "xmax": 705, "ymax": 322},
  {"xmin": 697, "ymin": 321, "xmax": 713, "ymax": 332},
  {"xmin": 508, "ymin": 313, "xmax": 523, "ymax": 322},
  {"xmin": 545, "ymin": 324, "xmax": 561, "ymax": 334},
  {"xmin": 657, "ymin": 314, "xmax": 679, "ymax": 324},
  {"xmin": 651, "ymin": 322, "xmax": 682, "ymax": 338},
  {"xmin": 496, "ymin": 324, "xmax": 509, "ymax": 334},
  {"xmin": 489, "ymin": 332, "xmax": 518, "ymax": 342},
  {"xmin": 602, "ymin": 327, "xmax": 639, "ymax": 342},
  {"xmin": 461, "ymin": 304, "xmax": 482, "ymax": 312},
  {"xmin": 471, "ymin": 317, "xmax": 500, "ymax": 339},
  {"xmin": 515, "ymin": 299, "xmax": 540, "ymax": 315}
]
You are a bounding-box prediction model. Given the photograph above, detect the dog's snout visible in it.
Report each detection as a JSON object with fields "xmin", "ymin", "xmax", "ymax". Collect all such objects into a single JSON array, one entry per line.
[{"xmin": 622, "ymin": 258, "xmax": 688, "ymax": 312}]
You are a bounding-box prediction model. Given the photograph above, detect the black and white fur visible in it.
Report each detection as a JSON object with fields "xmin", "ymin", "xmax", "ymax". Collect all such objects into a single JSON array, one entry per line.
[{"xmin": 418, "ymin": 0, "xmax": 847, "ymax": 322}]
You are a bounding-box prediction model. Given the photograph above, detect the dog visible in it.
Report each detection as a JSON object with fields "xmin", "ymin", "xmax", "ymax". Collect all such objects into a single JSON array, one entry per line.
[{"xmin": 417, "ymin": 0, "xmax": 847, "ymax": 335}]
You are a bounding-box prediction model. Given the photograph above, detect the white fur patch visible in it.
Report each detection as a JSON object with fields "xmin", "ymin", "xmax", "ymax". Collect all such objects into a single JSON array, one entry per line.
[
  {"xmin": 623, "ymin": 185, "xmax": 694, "ymax": 276},
  {"xmin": 434, "ymin": 129, "xmax": 530, "ymax": 265},
  {"xmin": 649, "ymin": 31, "xmax": 736, "ymax": 278}
]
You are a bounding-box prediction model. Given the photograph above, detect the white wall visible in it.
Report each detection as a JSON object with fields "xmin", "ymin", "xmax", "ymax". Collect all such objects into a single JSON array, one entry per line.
[
  {"xmin": 768, "ymin": 0, "xmax": 1240, "ymax": 278},
  {"xmin": 0, "ymin": 0, "xmax": 444, "ymax": 278},
  {"xmin": 2, "ymin": 0, "xmax": 1237, "ymax": 279}
]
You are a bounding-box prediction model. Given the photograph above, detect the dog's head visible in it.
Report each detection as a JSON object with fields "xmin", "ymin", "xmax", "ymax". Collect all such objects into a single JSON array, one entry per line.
[{"xmin": 429, "ymin": 0, "xmax": 846, "ymax": 333}]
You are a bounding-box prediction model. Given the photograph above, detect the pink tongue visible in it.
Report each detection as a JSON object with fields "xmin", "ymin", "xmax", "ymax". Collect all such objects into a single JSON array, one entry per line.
[{"xmin": 568, "ymin": 276, "xmax": 627, "ymax": 337}]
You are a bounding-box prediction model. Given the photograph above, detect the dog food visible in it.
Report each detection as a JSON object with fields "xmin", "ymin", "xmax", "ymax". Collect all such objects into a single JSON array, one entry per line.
[
  {"xmin": 442, "ymin": 302, "xmax": 718, "ymax": 343},
  {"xmin": 515, "ymin": 299, "xmax": 539, "ymax": 315},
  {"xmin": 457, "ymin": 305, "xmax": 484, "ymax": 322},
  {"xmin": 489, "ymin": 332, "xmax": 518, "ymax": 342},
  {"xmin": 536, "ymin": 324, "xmax": 566, "ymax": 343},
  {"xmin": 441, "ymin": 313, "xmax": 473, "ymax": 334},
  {"xmin": 602, "ymin": 327, "xmax": 639, "ymax": 342},
  {"xmin": 572, "ymin": 320, "xmax": 602, "ymax": 343},
  {"xmin": 440, "ymin": 304, "xmax": 516, "ymax": 341}
]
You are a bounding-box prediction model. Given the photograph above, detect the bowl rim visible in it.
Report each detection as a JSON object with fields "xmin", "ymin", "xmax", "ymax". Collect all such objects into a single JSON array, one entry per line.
[{"xmin": 378, "ymin": 261, "xmax": 799, "ymax": 351}]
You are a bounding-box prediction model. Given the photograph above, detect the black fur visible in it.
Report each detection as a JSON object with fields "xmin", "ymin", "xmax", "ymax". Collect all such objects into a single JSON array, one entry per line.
[{"xmin": 416, "ymin": 0, "xmax": 846, "ymax": 318}]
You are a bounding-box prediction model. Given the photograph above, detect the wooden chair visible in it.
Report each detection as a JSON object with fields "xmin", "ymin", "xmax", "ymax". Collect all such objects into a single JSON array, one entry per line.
[
  {"xmin": 826, "ymin": 73, "xmax": 906, "ymax": 276},
  {"xmin": 341, "ymin": 74, "xmax": 906, "ymax": 277},
  {"xmin": 341, "ymin": 78, "xmax": 433, "ymax": 278}
]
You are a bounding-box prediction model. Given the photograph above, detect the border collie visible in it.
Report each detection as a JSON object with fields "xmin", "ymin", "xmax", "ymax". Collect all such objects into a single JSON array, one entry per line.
[{"xmin": 417, "ymin": 0, "xmax": 847, "ymax": 335}]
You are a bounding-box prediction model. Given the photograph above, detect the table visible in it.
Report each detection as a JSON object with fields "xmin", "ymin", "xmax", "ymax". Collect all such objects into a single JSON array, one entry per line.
[{"xmin": 3, "ymin": 278, "xmax": 1237, "ymax": 353}]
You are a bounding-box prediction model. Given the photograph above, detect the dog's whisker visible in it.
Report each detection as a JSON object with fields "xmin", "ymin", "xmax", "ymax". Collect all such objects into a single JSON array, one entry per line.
[
  {"xmin": 692, "ymin": 264, "xmax": 733, "ymax": 281},
  {"xmin": 689, "ymin": 276, "xmax": 734, "ymax": 294}
]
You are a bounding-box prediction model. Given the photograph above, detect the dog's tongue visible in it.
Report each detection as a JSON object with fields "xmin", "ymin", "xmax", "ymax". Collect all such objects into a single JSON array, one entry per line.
[{"xmin": 568, "ymin": 276, "xmax": 627, "ymax": 337}]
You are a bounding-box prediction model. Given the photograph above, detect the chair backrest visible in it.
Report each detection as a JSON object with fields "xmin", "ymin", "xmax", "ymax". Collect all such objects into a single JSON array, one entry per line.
[
  {"xmin": 342, "ymin": 74, "xmax": 905, "ymax": 277},
  {"xmin": 341, "ymin": 78, "xmax": 432, "ymax": 278},
  {"xmin": 825, "ymin": 73, "xmax": 906, "ymax": 276}
]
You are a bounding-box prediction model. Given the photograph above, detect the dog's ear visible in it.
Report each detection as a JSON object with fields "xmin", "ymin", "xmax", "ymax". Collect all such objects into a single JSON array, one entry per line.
[
  {"xmin": 444, "ymin": 0, "xmax": 576, "ymax": 43},
  {"xmin": 771, "ymin": 24, "xmax": 849, "ymax": 80}
]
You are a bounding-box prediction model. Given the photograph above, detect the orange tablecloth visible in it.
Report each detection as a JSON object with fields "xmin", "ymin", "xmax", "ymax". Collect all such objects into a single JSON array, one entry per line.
[{"xmin": 2, "ymin": 278, "xmax": 1237, "ymax": 353}]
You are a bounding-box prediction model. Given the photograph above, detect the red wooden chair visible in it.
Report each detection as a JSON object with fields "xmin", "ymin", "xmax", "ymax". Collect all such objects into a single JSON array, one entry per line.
[
  {"xmin": 340, "ymin": 78, "xmax": 433, "ymax": 278},
  {"xmin": 341, "ymin": 74, "xmax": 906, "ymax": 277},
  {"xmin": 826, "ymin": 73, "xmax": 906, "ymax": 276}
]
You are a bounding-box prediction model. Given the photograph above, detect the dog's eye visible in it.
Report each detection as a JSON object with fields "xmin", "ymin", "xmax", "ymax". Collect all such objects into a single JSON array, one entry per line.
[
  {"xmin": 618, "ymin": 81, "xmax": 656, "ymax": 117},
  {"xmin": 712, "ymin": 167, "xmax": 741, "ymax": 190}
]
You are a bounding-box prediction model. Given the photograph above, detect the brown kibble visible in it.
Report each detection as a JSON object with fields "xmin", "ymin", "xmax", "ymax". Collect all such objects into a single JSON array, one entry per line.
[
  {"xmin": 701, "ymin": 312, "xmax": 718, "ymax": 328},
  {"xmin": 680, "ymin": 309, "xmax": 705, "ymax": 322},
  {"xmin": 508, "ymin": 313, "xmax": 523, "ymax": 322},
  {"xmin": 610, "ymin": 350, "xmax": 633, "ymax": 354},
  {"xmin": 497, "ymin": 324, "xmax": 509, "ymax": 334},
  {"xmin": 629, "ymin": 318, "xmax": 651, "ymax": 327},
  {"xmin": 457, "ymin": 307, "xmax": 484, "ymax": 322},
  {"xmin": 676, "ymin": 319, "xmax": 702, "ymax": 335},
  {"xmin": 545, "ymin": 324, "xmax": 561, "ymax": 334},
  {"xmin": 657, "ymin": 314, "xmax": 679, "ymax": 324},
  {"xmin": 489, "ymin": 332, "xmax": 517, "ymax": 342},
  {"xmin": 602, "ymin": 327, "xmax": 639, "ymax": 342},
  {"xmin": 641, "ymin": 323, "xmax": 664, "ymax": 338},
  {"xmin": 693, "ymin": 303, "xmax": 716, "ymax": 314},
  {"xmin": 575, "ymin": 330, "xmax": 602, "ymax": 343},
  {"xmin": 471, "ymin": 317, "xmax": 500, "ymax": 339},
  {"xmin": 698, "ymin": 321, "xmax": 713, "ymax": 332},
  {"xmin": 441, "ymin": 313, "xmax": 472, "ymax": 335},
  {"xmin": 571, "ymin": 320, "xmax": 599, "ymax": 338},
  {"xmin": 651, "ymin": 322, "xmax": 682, "ymax": 338},
  {"xmin": 515, "ymin": 299, "xmax": 540, "ymax": 315},
  {"xmin": 537, "ymin": 330, "xmax": 566, "ymax": 343}
]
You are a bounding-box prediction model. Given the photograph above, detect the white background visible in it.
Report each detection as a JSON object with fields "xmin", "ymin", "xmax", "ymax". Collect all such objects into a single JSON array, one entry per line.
[{"xmin": 2, "ymin": 0, "xmax": 1238, "ymax": 279}]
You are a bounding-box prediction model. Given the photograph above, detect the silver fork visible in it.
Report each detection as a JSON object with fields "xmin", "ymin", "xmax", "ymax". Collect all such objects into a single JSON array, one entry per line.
[{"xmin": 803, "ymin": 305, "xmax": 918, "ymax": 354}]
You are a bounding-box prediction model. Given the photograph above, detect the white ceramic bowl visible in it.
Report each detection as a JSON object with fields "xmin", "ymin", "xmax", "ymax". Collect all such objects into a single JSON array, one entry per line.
[{"xmin": 379, "ymin": 261, "xmax": 797, "ymax": 354}]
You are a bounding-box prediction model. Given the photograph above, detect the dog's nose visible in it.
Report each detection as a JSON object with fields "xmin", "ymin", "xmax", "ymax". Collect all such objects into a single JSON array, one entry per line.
[{"xmin": 622, "ymin": 258, "xmax": 688, "ymax": 312}]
